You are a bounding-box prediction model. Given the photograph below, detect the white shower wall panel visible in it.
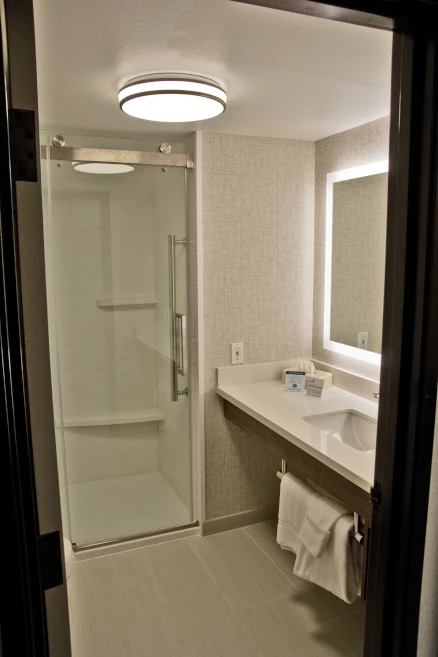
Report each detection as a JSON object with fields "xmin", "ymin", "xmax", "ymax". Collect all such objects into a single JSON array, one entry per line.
[
  {"xmin": 64, "ymin": 423, "xmax": 159, "ymax": 485},
  {"xmin": 50, "ymin": 163, "xmax": 160, "ymax": 482}
]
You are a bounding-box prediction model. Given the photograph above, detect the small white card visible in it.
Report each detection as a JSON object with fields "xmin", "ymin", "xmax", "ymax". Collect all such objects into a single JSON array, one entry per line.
[
  {"xmin": 306, "ymin": 377, "xmax": 324, "ymax": 398},
  {"xmin": 285, "ymin": 371, "xmax": 305, "ymax": 393}
]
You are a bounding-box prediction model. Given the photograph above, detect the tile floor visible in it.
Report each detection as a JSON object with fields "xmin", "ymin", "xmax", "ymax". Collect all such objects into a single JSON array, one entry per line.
[{"xmin": 68, "ymin": 520, "xmax": 366, "ymax": 657}]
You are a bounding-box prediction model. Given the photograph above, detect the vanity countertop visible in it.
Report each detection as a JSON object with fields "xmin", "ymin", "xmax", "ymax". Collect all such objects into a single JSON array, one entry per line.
[{"xmin": 217, "ymin": 374, "xmax": 378, "ymax": 492}]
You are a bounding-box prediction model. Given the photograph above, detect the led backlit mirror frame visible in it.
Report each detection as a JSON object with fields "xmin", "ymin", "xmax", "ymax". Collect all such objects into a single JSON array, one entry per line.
[{"xmin": 324, "ymin": 160, "xmax": 389, "ymax": 366}]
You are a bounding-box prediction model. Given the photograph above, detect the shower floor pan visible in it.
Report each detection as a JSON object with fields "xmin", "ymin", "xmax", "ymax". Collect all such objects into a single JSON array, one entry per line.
[{"xmin": 68, "ymin": 471, "xmax": 191, "ymax": 548}]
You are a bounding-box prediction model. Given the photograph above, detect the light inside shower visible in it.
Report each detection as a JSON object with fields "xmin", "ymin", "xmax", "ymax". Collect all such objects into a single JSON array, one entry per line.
[
  {"xmin": 72, "ymin": 162, "xmax": 134, "ymax": 174},
  {"xmin": 118, "ymin": 74, "xmax": 227, "ymax": 123}
]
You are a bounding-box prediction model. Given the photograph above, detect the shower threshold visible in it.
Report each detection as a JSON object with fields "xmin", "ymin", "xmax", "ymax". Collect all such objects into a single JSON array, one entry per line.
[{"xmin": 73, "ymin": 520, "xmax": 199, "ymax": 552}]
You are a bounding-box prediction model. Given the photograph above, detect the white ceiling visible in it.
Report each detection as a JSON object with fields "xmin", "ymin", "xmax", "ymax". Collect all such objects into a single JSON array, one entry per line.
[{"xmin": 33, "ymin": 0, "xmax": 392, "ymax": 141}]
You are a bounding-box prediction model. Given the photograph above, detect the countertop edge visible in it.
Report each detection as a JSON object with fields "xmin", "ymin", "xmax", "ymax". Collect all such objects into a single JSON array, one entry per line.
[{"xmin": 217, "ymin": 385, "xmax": 372, "ymax": 493}]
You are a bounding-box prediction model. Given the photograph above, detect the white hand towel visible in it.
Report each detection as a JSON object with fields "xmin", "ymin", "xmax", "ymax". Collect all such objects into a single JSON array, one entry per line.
[
  {"xmin": 277, "ymin": 473, "xmax": 360, "ymax": 603},
  {"xmin": 293, "ymin": 514, "xmax": 361, "ymax": 604},
  {"xmin": 298, "ymin": 495, "xmax": 350, "ymax": 558},
  {"xmin": 277, "ymin": 473, "xmax": 312, "ymax": 553}
]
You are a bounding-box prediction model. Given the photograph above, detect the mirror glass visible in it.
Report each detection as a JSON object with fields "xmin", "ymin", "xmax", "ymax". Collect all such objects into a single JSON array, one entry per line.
[{"xmin": 324, "ymin": 161, "xmax": 388, "ymax": 364}]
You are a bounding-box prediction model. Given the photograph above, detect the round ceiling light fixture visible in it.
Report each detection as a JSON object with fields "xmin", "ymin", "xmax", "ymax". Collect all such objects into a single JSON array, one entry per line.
[
  {"xmin": 118, "ymin": 74, "xmax": 227, "ymax": 123},
  {"xmin": 72, "ymin": 162, "xmax": 134, "ymax": 174}
]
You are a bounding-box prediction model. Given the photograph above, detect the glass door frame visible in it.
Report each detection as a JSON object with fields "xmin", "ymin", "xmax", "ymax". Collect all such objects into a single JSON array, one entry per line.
[{"xmin": 43, "ymin": 141, "xmax": 196, "ymax": 549}]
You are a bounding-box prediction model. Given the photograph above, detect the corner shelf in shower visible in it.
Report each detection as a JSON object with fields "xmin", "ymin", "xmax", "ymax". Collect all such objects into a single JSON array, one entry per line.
[
  {"xmin": 96, "ymin": 296, "xmax": 157, "ymax": 309},
  {"xmin": 57, "ymin": 408, "xmax": 164, "ymax": 428}
]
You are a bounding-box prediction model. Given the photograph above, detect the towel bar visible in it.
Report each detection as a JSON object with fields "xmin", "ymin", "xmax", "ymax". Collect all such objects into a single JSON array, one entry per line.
[
  {"xmin": 276, "ymin": 458, "xmax": 288, "ymax": 480},
  {"xmin": 276, "ymin": 459, "xmax": 364, "ymax": 544}
]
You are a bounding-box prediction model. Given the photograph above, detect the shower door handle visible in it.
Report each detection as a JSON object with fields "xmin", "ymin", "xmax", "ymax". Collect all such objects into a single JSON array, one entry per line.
[
  {"xmin": 168, "ymin": 234, "xmax": 187, "ymax": 401},
  {"xmin": 175, "ymin": 313, "xmax": 187, "ymax": 377}
]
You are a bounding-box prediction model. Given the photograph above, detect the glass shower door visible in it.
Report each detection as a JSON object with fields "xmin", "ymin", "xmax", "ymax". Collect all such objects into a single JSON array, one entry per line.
[{"xmin": 42, "ymin": 135, "xmax": 192, "ymax": 547}]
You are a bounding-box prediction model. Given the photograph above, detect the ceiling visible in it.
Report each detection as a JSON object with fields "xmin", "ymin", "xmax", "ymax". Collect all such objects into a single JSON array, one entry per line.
[{"xmin": 33, "ymin": 0, "xmax": 393, "ymax": 142}]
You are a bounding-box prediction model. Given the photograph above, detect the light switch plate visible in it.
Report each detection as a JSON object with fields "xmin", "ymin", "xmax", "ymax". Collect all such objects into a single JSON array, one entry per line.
[{"xmin": 231, "ymin": 342, "xmax": 244, "ymax": 365}]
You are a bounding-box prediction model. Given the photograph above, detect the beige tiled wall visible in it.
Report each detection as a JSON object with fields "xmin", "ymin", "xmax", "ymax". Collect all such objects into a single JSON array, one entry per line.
[
  {"xmin": 313, "ymin": 116, "xmax": 390, "ymax": 381},
  {"xmin": 203, "ymin": 133, "xmax": 315, "ymax": 520}
]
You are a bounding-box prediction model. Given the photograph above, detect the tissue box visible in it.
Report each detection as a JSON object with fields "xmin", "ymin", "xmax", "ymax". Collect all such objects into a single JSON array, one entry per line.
[{"xmin": 281, "ymin": 368, "xmax": 333, "ymax": 389}]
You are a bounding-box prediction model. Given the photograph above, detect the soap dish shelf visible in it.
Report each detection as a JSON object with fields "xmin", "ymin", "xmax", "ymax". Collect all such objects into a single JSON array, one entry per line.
[
  {"xmin": 97, "ymin": 296, "xmax": 157, "ymax": 308},
  {"xmin": 56, "ymin": 409, "xmax": 164, "ymax": 428}
]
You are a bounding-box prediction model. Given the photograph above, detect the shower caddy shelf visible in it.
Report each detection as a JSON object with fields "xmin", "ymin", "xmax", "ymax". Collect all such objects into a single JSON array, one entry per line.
[
  {"xmin": 57, "ymin": 408, "xmax": 164, "ymax": 428},
  {"xmin": 96, "ymin": 296, "xmax": 157, "ymax": 308}
]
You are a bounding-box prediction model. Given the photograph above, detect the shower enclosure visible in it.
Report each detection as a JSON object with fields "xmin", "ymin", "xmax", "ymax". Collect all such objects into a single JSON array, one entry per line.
[{"xmin": 41, "ymin": 134, "xmax": 194, "ymax": 548}]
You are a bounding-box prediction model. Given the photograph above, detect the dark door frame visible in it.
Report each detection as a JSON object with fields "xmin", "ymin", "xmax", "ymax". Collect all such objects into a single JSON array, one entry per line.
[
  {"xmin": 0, "ymin": 8, "xmax": 50, "ymax": 657},
  {"xmin": 365, "ymin": 29, "xmax": 438, "ymax": 657},
  {"xmin": 1, "ymin": 0, "xmax": 437, "ymax": 655},
  {"xmin": 235, "ymin": 2, "xmax": 438, "ymax": 656}
]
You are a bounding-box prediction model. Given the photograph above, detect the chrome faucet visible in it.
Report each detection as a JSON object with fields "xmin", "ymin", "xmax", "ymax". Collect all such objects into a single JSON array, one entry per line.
[{"xmin": 373, "ymin": 392, "xmax": 380, "ymax": 400}]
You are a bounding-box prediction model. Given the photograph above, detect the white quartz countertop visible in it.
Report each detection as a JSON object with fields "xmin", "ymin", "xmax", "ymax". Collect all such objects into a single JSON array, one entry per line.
[{"xmin": 217, "ymin": 378, "xmax": 378, "ymax": 492}]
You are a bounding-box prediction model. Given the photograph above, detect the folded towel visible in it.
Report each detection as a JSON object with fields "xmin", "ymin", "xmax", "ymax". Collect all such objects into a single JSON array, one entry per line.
[
  {"xmin": 276, "ymin": 473, "xmax": 312, "ymax": 553},
  {"xmin": 294, "ymin": 514, "xmax": 361, "ymax": 604},
  {"xmin": 298, "ymin": 495, "xmax": 350, "ymax": 558}
]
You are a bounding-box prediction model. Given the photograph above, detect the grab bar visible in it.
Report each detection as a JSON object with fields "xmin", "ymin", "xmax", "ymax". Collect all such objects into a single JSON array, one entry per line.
[{"xmin": 168, "ymin": 234, "xmax": 187, "ymax": 401}]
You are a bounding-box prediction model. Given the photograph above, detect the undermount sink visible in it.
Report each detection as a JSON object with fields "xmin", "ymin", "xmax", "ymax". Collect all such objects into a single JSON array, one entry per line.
[{"xmin": 303, "ymin": 410, "xmax": 377, "ymax": 452}]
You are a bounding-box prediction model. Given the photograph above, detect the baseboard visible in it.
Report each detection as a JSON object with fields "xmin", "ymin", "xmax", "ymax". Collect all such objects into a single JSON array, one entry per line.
[{"xmin": 202, "ymin": 505, "xmax": 278, "ymax": 537}]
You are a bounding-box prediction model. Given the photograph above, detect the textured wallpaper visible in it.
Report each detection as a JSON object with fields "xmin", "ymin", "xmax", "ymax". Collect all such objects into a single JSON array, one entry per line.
[
  {"xmin": 203, "ymin": 133, "xmax": 315, "ymax": 520},
  {"xmin": 313, "ymin": 116, "xmax": 390, "ymax": 381},
  {"xmin": 331, "ymin": 172, "xmax": 388, "ymax": 354}
]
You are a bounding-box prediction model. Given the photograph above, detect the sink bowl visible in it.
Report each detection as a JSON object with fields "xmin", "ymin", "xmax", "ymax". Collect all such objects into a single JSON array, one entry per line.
[{"xmin": 303, "ymin": 410, "xmax": 377, "ymax": 452}]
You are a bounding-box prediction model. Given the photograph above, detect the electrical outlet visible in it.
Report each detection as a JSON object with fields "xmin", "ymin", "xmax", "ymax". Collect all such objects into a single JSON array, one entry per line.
[
  {"xmin": 164, "ymin": 309, "xmax": 170, "ymax": 322},
  {"xmin": 231, "ymin": 342, "xmax": 244, "ymax": 365},
  {"xmin": 358, "ymin": 332, "xmax": 368, "ymax": 350}
]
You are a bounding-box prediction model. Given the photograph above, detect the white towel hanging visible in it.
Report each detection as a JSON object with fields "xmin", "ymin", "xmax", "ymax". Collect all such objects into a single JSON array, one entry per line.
[{"xmin": 276, "ymin": 472, "xmax": 361, "ymax": 603}]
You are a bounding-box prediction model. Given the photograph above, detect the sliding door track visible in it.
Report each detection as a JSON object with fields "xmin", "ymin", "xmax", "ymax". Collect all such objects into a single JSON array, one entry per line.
[{"xmin": 72, "ymin": 521, "xmax": 199, "ymax": 552}]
